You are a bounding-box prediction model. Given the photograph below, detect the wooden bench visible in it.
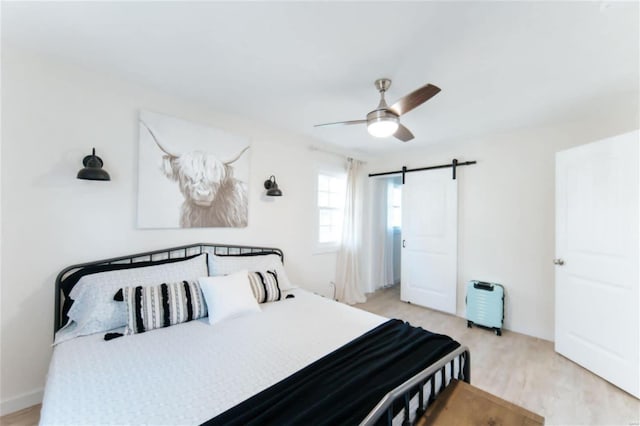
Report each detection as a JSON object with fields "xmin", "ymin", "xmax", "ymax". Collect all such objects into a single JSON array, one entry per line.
[{"xmin": 416, "ymin": 379, "xmax": 544, "ymax": 425}]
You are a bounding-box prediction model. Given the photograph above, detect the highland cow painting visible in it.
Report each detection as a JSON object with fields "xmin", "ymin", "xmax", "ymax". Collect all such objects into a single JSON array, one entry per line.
[{"xmin": 137, "ymin": 110, "xmax": 250, "ymax": 228}]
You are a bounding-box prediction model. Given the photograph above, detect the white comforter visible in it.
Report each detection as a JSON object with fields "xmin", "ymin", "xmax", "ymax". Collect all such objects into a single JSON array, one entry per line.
[{"xmin": 40, "ymin": 290, "xmax": 386, "ymax": 425}]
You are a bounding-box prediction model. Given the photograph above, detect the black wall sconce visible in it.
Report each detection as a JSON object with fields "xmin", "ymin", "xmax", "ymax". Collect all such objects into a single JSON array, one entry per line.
[
  {"xmin": 77, "ymin": 148, "xmax": 111, "ymax": 181},
  {"xmin": 264, "ymin": 175, "xmax": 282, "ymax": 196}
]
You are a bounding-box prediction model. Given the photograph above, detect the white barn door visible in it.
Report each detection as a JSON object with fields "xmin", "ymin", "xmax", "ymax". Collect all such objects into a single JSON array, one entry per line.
[
  {"xmin": 401, "ymin": 169, "xmax": 457, "ymax": 314},
  {"xmin": 555, "ymin": 130, "xmax": 639, "ymax": 398}
]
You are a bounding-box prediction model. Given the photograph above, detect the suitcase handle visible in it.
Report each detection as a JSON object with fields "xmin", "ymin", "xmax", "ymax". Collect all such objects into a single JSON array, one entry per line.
[{"xmin": 473, "ymin": 281, "xmax": 494, "ymax": 291}]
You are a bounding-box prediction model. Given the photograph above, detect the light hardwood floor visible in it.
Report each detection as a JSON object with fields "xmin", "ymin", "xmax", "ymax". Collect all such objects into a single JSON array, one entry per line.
[
  {"xmin": 2, "ymin": 285, "xmax": 638, "ymax": 426},
  {"xmin": 355, "ymin": 285, "xmax": 640, "ymax": 426},
  {"xmin": 0, "ymin": 404, "xmax": 40, "ymax": 426}
]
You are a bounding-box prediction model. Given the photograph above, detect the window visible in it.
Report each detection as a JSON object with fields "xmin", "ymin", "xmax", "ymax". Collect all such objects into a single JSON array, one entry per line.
[
  {"xmin": 316, "ymin": 173, "xmax": 346, "ymax": 250},
  {"xmin": 388, "ymin": 183, "xmax": 402, "ymax": 229}
]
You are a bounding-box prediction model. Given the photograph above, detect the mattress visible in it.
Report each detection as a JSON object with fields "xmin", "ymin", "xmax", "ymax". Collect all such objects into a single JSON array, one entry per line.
[{"xmin": 40, "ymin": 289, "xmax": 387, "ymax": 425}]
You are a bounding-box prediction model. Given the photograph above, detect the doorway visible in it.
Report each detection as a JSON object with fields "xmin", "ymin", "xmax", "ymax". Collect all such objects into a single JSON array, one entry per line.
[
  {"xmin": 388, "ymin": 177, "xmax": 402, "ymax": 286},
  {"xmin": 369, "ymin": 168, "xmax": 458, "ymax": 313},
  {"xmin": 369, "ymin": 176, "xmax": 402, "ymax": 293}
]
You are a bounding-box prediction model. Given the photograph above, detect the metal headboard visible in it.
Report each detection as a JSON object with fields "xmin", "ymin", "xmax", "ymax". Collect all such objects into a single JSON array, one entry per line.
[{"xmin": 54, "ymin": 242, "xmax": 283, "ymax": 335}]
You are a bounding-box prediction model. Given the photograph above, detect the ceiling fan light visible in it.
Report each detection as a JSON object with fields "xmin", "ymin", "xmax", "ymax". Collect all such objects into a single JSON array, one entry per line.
[{"xmin": 367, "ymin": 117, "xmax": 399, "ymax": 138}]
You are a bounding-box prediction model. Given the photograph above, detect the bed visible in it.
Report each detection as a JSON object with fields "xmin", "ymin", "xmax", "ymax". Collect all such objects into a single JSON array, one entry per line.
[{"xmin": 42, "ymin": 243, "xmax": 470, "ymax": 425}]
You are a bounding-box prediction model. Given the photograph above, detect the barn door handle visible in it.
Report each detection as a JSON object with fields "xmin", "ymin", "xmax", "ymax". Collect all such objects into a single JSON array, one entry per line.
[
  {"xmin": 402, "ymin": 240, "xmax": 406, "ymax": 248},
  {"xmin": 553, "ymin": 258, "xmax": 565, "ymax": 266}
]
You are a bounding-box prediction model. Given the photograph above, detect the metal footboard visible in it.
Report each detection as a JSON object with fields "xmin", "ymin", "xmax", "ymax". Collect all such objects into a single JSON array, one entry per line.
[{"xmin": 360, "ymin": 346, "xmax": 471, "ymax": 426}]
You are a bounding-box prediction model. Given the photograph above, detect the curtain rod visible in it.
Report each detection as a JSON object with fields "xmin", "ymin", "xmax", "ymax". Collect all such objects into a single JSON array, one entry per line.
[{"xmin": 368, "ymin": 159, "xmax": 477, "ymax": 182}]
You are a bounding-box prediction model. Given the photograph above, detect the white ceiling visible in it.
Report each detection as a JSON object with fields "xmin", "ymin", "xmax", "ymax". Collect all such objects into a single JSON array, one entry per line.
[{"xmin": 3, "ymin": 1, "xmax": 638, "ymax": 155}]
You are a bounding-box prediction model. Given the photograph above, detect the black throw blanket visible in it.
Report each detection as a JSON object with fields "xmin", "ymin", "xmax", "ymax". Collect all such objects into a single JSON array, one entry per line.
[{"xmin": 202, "ymin": 319, "xmax": 460, "ymax": 426}]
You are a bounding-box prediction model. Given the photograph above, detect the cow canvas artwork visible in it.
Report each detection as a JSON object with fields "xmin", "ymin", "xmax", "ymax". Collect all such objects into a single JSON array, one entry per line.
[{"xmin": 137, "ymin": 110, "xmax": 250, "ymax": 228}]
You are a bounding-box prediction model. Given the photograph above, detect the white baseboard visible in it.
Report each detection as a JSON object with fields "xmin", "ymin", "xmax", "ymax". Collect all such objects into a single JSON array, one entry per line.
[{"xmin": 0, "ymin": 388, "xmax": 43, "ymax": 416}]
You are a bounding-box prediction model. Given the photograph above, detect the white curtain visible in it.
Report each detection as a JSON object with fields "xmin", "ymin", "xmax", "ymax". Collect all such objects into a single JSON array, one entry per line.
[{"xmin": 335, "ymin": 158, "xmax": 366, "ymax": 305}]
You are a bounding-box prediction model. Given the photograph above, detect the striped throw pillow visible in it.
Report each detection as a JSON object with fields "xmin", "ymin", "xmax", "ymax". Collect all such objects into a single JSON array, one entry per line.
[
  {"xmin": 121, "ymin": 280, "xmax": 207, "ymax": 335},
  {"xmin": 248, "ymin": 271, "xmax": 281, "ymax": 303}
]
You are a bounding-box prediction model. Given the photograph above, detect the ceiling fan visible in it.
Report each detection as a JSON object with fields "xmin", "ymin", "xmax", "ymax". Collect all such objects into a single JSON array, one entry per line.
[{"xmin": 314, "ymin": 78, "xmax": 441, "ymax": 142}]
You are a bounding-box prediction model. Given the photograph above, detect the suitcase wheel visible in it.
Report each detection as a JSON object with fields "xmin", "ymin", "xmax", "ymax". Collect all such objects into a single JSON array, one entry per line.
[
  {"xmin": 467, "ymin": 321, "xmax": 472, "ymax": 328},
  {"xmin": 495, "ymin": 328, "xmax": 502, "ymax": 336}
]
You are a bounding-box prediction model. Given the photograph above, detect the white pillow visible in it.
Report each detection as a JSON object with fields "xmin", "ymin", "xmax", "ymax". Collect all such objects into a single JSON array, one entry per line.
[
  {"xmin": 60, "ymin": 254, "xmax": 209, "ymax": 342},
  {"xmin": 208, "ymin": 254, "xmax": 296, "ymax": 290},
  {"xmin": 199, "ymin": 270, "xmax": 261, "ymax": 325}
]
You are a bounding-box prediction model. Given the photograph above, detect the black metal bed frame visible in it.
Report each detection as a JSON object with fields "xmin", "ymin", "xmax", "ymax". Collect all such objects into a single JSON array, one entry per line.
[
  {"xmin": 361, "ymin": 346, "xmax": 470, "ymax": 425},
  {"xmin": 52, "ymin": 242, "xmax": 469, "ymax": 425}
]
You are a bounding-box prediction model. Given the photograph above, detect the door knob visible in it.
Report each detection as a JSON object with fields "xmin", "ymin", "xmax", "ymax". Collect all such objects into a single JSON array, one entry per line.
[{"xmin": 553, "ymin": 258, "xmax": 565, "ymax": 265}]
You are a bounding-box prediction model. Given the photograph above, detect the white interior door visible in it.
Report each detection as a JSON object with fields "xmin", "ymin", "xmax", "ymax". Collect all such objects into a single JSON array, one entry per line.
[
  {"xmin": 401, "ymin": 168, "xmax": 457, "ymax": 314},
  {"xmin": 555, "ymin": 130, "xmax": 639, "ymax": 398}
]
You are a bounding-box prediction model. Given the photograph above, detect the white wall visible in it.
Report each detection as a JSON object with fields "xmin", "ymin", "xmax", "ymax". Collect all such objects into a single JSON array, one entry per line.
[
  {"xmin": 0, "ymin": 49, "xmax": 346, "ymax": 414},
  {"xmin": 365, "ymin": 104, "xmax": 639, "ymax": 341}
]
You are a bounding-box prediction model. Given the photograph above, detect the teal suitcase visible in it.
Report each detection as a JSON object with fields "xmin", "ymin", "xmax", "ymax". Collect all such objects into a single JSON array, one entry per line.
[{"xmin": 466, "ymin": 280, "xmax": 504, "ymax": 336}]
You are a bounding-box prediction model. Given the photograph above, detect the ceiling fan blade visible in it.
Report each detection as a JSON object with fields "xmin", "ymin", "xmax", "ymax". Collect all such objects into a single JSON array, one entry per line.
[
  {"xmin": 314, "ymin": 119, "xmax": 367, "ymax": 127},
  {"xmin": 394, "ymin": 123, "xmax": 414, "ymax": 142},
  {"xmin": 390, "ymin": 84, "xmax": 441, "ymax": 116}
]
